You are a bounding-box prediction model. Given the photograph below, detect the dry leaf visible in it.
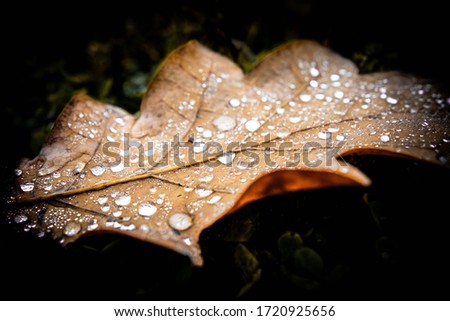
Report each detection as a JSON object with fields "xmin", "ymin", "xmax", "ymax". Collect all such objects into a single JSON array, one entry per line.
[{"xmin": 8, "ymin": 40, "xmax": 449, "ymax": 265}]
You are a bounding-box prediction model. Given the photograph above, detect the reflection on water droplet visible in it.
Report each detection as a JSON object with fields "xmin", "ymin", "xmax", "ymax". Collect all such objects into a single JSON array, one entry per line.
[
  {"xmin": 300, "ymin": 94, "xmax": 311, "ymax": 102},
  {"xmin": 277, "ymin": 127, "xmax": 290, "ymax": 138},
  {"xmin": 328, "ymin": 127, "xmax": 339, "ymax": 133},
  {"xmin": 207, "ymin": 195, "xmax": 222, "ymax": 204},
  {"xmin": 101, "ymin": 204, "xmax": 111, "ymax": 212},
  {"xmin": 64, "ymin": 222, "xmax": 81, "ymax": 236},
  {"xmin": 111, "ymin": 162, "xmax": 124, "ymax": 172},
  {"xmin": 336, "ymin": 134, "xmax": 345, "ymax": 141},
  {"xmin": 138, "ymin": 202, "xmax": 157, "ymax": 217},
  {"xmin": 115, "ymin": 193, "xmax": 131, "ymax": 206},
  {"xmin": 380, "ymin": 135, "xmax": 390, "ymax": 142},
  {"xmin": 183, "ymin": 238, "xmax": 192, "ymax": 246},
  {"xmin": 115, "ymin": 117, "xmax": 125, "ymax": 126},
  {"xmin": 218, "ymin": 152, "xmax": 235, "ymax": 165},
  {"xmin": 20, "ymin": 182, "xmax": 34, "ymax": 192},
  {"xmin": 169, "ymin": 213, "xmax": 193, "ymax": 231},
  {"xmin": 213, "ymin": 115, "xmax": 236, "ymax": 131},
  {"xmin": 309, "ymin": 80, "xmax": 318, "ymax": 88},
  {"xmin": 90, "ymin": 166, "xmax": 105, "ymax": 176},
  {"xmin": 245, "ymin": 120, "xmax": 260, "ymax": 132},
  {"xmin": 228, "ymin": 98, "xmax": 240, "ymax": 108},
  {"xmin": 14, "ymin": 214, "xmax": 28, "ymax": 224},
  {"xmin": 184, "ymin": 186, "xmax": 194, "ymax": 192},
  {"xmin": 14, "ymin": 169, "xmax": 22, "ymax": 176},
  {"xmin": 52, "ymin": 172, "xmax": 61, "ymax": 178}
]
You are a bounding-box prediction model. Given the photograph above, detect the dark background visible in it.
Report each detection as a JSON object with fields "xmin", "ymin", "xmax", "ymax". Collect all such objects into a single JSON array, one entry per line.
[{"xmin": 0, "ymin": 1, "xmax": 449, "ymax": 300}]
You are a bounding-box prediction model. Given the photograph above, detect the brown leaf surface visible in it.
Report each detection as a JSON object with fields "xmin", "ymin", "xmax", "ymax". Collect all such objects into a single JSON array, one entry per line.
[{"xmin": 8, "ymin": 40, "xmax": 449, "ymax": 265}]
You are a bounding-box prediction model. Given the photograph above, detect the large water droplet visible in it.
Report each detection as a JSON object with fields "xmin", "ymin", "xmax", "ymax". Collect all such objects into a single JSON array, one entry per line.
[
  {"xmin": 318, "ymin": 132, "xmax": 331, "ymax": 140},
  {"xmin": 386, "ymin": 97, "xmax": 398, "ymax": 105},
  {"xmin": 168, "ymin": 213, "xmax": 193, "ymax": 231},
  {"xmin": 111, "ymin": 162, "xmax": 124, "ymax": 173},
  {"xmin": 138, "ymin": 202, "xmax": 157, "ymax": 217},
  {"xmin": 289, "ymin": 116, "xmax": 301, "ymax": 124},
  {"xmin": 193, "ymin": 142, "xmax": 206, "ymax": 154},
  {"xmin": 14, "ymin": 214, "xmax": 28, "ymax": 224},
  {"xmin": 213, "ymin": 115, "xmax": 236, "ymax": 131},
  {"xmin": 115, "ymin": 193, "xmax": 131, "ymax": 206},
  {"xmin": 207, "ymin": 195, "xmax": 222, "ymax": 204},
  {"xmin": 309, "ymin": 67, "xmax": 320, "ymax": 77},
  {"xmin": 228, "ymin": 98, "xmax": 241, "ymax": 108},
  {"xmin": 64, "ymin": 222, "xmax": 81, "ymax": 236},
  {"xmin": 195, "ymin": 188, "xmax": 213, "ymax": 198},
  {"xmin": 95, "ymin": 195, "xmax": 108, "ymax": 205},
  {"xmin": 90, "ymin": 166, "xmax": 105, "ymax": 176},
  {"xmin": 20, "ymin": 182, "xmax": 34, "ymax": 192},
  {"xmin": 218, "ymin": 152, "xmax": 235, "ymax": 165},
  {"xmin": 300, "ymin": 94, "xmax": 311, "ymax": 102},
  {"xmin": 245, "ymin": 120, "xmax": 260, "ymax": 132}
]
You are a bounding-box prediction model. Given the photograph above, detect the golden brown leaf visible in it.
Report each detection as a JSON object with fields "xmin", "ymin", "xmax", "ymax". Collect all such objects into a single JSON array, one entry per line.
[{"xmin": 8, "ymin": 40, "xmax": 449, "ymax": 265}]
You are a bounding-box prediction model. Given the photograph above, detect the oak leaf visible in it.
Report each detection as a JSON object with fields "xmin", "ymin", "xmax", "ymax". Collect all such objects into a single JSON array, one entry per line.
[{"xmin": 8, "ymin": 40, "xmax": 449, "ymax": 265}]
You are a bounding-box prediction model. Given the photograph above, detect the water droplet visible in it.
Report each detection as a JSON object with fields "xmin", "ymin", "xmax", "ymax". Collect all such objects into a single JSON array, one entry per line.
[
  {"xmin": 101, "ymin": 204, "xmax": 111, "ymax": 212},
  {"xmin": 184, "ymin": 186, "xmax": 194, "ymax": 192},
  {"xmin": 300, "ymin": 94, "xmax": 312, "ymax": 102},
  {"xmin": 328, "ymin": 127, "xmax": 339, "ymax": 133},
  {"xmin": 115, "ymin": 193, "xmax": 131, "ymax": 206},
  {"xmin": 183, "ymin": 238, "xmax": 192, "ymax": 246},
  {"xmin": 334, "ymin": 91, "xmax": 344, "ymax": 99},
  {"xmin": 168, "ymin": 213, "xmax": 193, "ymax": 231},
  {"xmin": 309, "ymin": 80, "xmax": 318, "ymax": 88},
  {"xmin": 20, "ymin": 182, "xmax": 34, "ymax": 192},
  {"xmin": 315, "ymin": 93, "xmax": 325, "ymax": 100},
  {"xmin": 207, "ymin": 195, "xmax": 222, "ymax": 204},
  {"xmin": 245, "ymin": 120, "xmax": 260, "ymax": 132},
  {"xmin": 336, "ymin": 134, "xmax": 345, "ymax": 141},
  {"xmin": 138, "ymin": 202, "xmax": 157, "ymax": 217},
  {"xmin": 380, "ymin": 135, "xmax": 390, "ymax": 143},
  {"xmin": 111, "ymin": 162, "xmax": 124, "ymax": 172},
  {"xmin": 276, "ymin": 107, "xmax": 285, "ymax": 114},
  {"xmin": 361, "ymin": 104, "xmax": 369, "ymax": 109},
  {"xmin": 195, "ymin": 188, "xmax": 213, "ymax": 198},
  {"xmin": 228, "ymin": 98, "xmax": 240, "ymax": 108},
  {"xmin": 97, "ymin": 196, "xmax": 108, "ymax": 205},
  {"xmin": 52, "ymin": 172, "xmax": 61, "ymax": 178},
  {"xmin": 87, "ymin": 223, "xmax": 98, "ymax": 231},
  {"xmin": 113, "ymin": 211, "xmax": 122, "ymax": 217},
  {"xmin": 330, "ymin": 74, "xmax": 340, "ymax": 81},
  {"xmin": 386, "ymin": 97, "xmax": 398, "ymax": 104},
  {"xmin": 64, "ymin": 222, "xmax": 81, "ymax": 236},
  {"xmin": 14, "ymin": 169, "xmax": 22, "ymax": 176},
  {"xmin": 318, "ymin": 132, "xmax": 330, "ymax": 140},
  {"xmin": 213, "ymin": 115, "xmax": 236, "ymax": 131},
  {"xmin": 277, "ymin": 127, "xmax": 290, "ymax": 138},
  {"xmin": 202, "ymin": 129, "xmax": 213, "ymax": 138},
  {"xmin": 289, "ymin": 116, "xmax": 301, "ymax": 124},
  {"xmin": 115, "ymin": 117, "xmax": 125, "ymax": 126},
  {"xmin": 193, "ymin": 142, "xmax": 206, "ymax": 153},
  {"xmin": 199, "ymin": 174, "xmax": 214, "ymax": 182},
  {"xmin": 14, "ymin": 214, "xmax": 28, "ymax": 224},
  {"xmin": 90, "ymin": 166, "xmax": 105, "ymax": 176},
  {"xmin": 309, "ymin": 67, "xmax": 320, "ymax": 77},
  {"xmin": 218, "ymin": 152, "xmax": 235, "ymax": 165}
]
